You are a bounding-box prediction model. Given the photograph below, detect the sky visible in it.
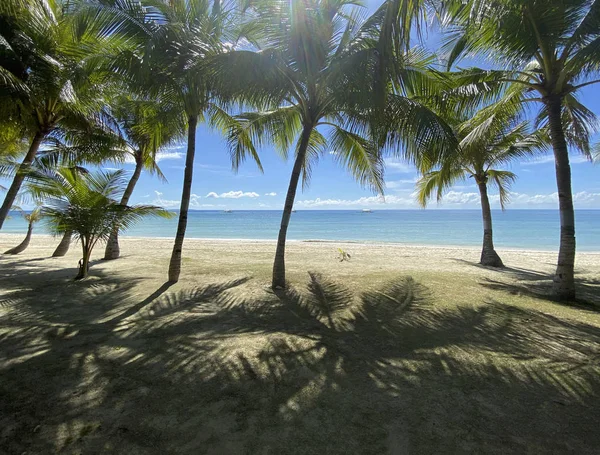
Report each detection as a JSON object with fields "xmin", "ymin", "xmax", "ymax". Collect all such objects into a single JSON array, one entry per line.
[
  {"xmin": 6, "ymin": 0, "xmax": 600, "ymax": 211},
  {"xmin": 130, "ymin": 0, "xmax": 600, "ymax": 211}
]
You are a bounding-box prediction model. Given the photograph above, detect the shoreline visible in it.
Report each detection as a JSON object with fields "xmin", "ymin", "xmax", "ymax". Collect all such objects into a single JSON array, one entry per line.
[{"xmin": 1, "ymin": 233, "xmax": 600, "ymax": 255}]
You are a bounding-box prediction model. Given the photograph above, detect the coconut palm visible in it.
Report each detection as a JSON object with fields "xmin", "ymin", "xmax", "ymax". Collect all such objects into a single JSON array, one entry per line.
[
  {"xmin": 52, "ymin": 229, "xmax": 73, "ymax": 257},
  {"xmin": 0, "ymin": 0, "xmax": 118, "ymax": 229},
  {"xmin": 3, "ymin": 207, "xmax": 42, "ymax": 255},
  {"xmin": 417, "ymin": 104, "xmax": 545, "ymax": 267},
  {"xmin": 217, "ymin": 0, "xmax": 456, "ymax": 289},
  {"xmin": 31, "ymin": 168, "xmax": 173, "ymax": 280},
  {"xmin": 89, "ymin": 0, "xmax": 258, "ymax": 282},
  {"xmin": 103, "ymin": 97, "xmax": 185, "ymax": 260},
  {"xmin": 437, "ymin": 0, "xmax": 600, "ymax": 299}
]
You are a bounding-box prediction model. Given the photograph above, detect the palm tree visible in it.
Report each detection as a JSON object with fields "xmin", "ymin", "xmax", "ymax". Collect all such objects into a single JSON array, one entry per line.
[
  {"xmin": 32, "ymin": 168, "xmax": 173, "ymax": 280},
  {"xmin": 4, "ymin": 207, "xmax": 42, "ymax": 255},
  {"xmin": 438, "ymin": 0, "xmax": 600, "ymax": 299},
  {"xmin": 417, "ymin": 105, "xmax": 544, "ymax": 267},
  {"xmin": 103, "ymin": 97, "xmax": 184, "ymax": 260},
  {"xmin": 217, "ymin": 0, "xmax": 456, "ymax": 289},
  {"xmin": 52, "ymin": 229, "xmax": 73, "ymax": 257},
  {"xmin": 0, "ymin": 0, "xmax": 118, "ymax": 229},
  {"xmin": 91, "ymin": 0, "xmax": 256, "ymax": 282}
]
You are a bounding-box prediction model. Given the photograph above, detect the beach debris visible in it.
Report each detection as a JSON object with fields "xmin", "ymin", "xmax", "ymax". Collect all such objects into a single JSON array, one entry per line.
[{"xmin": 338, "ymin": 248, "xmax": 351, "ymax": 262}]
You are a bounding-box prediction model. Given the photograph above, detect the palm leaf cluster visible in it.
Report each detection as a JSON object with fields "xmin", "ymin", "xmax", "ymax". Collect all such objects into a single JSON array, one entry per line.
[{"xmin": 30, "ymin": 168, "xmax": 172, "ymax": 278}]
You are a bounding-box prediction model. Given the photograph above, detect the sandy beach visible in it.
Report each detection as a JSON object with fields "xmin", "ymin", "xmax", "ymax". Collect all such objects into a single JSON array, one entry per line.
[
  {"xmin": 1, "ymin": 234, "xmax": 600, "ymax": 453},
  {"xmin": 2, "ymin": 233, "xmax": 600, "ymax": 310}
]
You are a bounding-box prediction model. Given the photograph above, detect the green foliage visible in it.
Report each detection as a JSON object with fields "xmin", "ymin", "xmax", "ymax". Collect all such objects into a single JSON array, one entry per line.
[
  {"xmin": 416, "ymin": 96, "xmax": 545, "ymax": 210},
  {"xmin": 438, "ymin": 0, "xmax": 600, "ymax": 156},
  {"xmin": 214, "ymin": 0, "xmax": 457, "ymax": 195},
  {"xmin": 30, "ymin": 168, "xmax": 173, "ymax": 267}
]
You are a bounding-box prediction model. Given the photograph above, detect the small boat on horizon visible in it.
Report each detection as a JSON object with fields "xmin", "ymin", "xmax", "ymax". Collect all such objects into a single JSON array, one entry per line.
[
  {"xmin": 362, "ymin": 209, "xmax": 372, "ymax": 213},
  {"xmin": 224, "ymin": 209, "xmax": 233, "ymax": 213}
]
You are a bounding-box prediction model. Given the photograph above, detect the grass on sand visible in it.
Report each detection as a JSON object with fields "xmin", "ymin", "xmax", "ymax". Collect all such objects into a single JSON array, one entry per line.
[{"xmin": 1, "ymin": 236, "xmax": 600, "ymax": 454}]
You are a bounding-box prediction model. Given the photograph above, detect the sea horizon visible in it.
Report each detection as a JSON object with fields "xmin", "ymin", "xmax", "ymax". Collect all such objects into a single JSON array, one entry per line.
[{"xmin": 4, "ymin": 209, "xmax": 600, "ymax": 252}]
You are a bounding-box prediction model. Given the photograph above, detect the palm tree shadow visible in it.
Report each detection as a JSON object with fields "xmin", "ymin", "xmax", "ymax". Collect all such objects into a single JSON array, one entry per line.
[
  {"xmin": 480, "ymin": 277, "xmax": 600, "ymax": 310},
  {"xmin": 450, "ymin": 258, "xmax": 600, "ymax": 308},
  {"xmin": 3, "ymin": 272, "xmax": 600, "ymax": 453}
]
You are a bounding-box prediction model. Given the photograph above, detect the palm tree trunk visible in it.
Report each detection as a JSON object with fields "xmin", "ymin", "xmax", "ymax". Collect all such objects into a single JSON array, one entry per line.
[
  {"xmin": 0, "ymin": 131, "xmax": 45, "ymax": 229},
  {"xmin": 104, "ymin": 154, "xmax": 144, "ymax": 260},
  {"xmin": 168, "ymin": 115, "xmax": 198, "ymax": 283},
  {"xmin": 4, "ymin": 221, "xmax": 34, "ymax": 255},
  {"xmin": 272, "ymin": 125, "xmax": 313, "ymax": 289},
  {"xmin": 546, "ymin": 95, "xmax": 576, "ymax": 301},
  {"xmin": 477, "ymin": 179, "xmax": 503, "ymax": 267},
  {"xmin": 75, "ymin": 239, "xmax": 91, "ymax": 280},
  {"xmin": 52, "ymin": 230, "xmax": 72, "ymax": 257}
]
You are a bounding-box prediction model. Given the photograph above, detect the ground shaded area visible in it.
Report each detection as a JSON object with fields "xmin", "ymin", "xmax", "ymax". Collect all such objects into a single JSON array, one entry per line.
[{"xmin": 1, "ymin": 239, "xmax": 600, "ymax": 454}]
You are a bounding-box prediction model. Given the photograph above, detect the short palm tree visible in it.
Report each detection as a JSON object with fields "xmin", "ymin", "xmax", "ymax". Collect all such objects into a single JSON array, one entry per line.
[
  {"xmin": 0, "ymin": 0, "xmax": 119, "ymax": 229},
  {"xmin": 32, "ymin": 168, "xmax": 173, "ymax": 280},
  {"xmin": 103, "ymin": 97, "xmax": 184, "ymax": 260},
  {"xmin": 4, "ymin": 207, "xmax": 42, "ymax": 255},
  {"xmin": 417, "ymin": 106, "xmax": 544, "ymax": 267},
  {"xmin": 218, "ymin": 0, "xmax": 455, "ymax": 289},
  {"xmin": 439, "ymin": 0, "xmax": 600, "ymax": 299}
]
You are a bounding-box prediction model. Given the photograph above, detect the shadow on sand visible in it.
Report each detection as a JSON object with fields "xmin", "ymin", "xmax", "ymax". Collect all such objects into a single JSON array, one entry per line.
[{"xmin": 1, "ymin": 266, "xmax": 600, "ymax": 453}]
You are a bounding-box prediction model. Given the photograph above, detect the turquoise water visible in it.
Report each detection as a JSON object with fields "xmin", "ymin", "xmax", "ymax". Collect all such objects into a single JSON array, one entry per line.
[{"xmin": 3, "ymin": 209, "xmax": 599, "ymax": 251}]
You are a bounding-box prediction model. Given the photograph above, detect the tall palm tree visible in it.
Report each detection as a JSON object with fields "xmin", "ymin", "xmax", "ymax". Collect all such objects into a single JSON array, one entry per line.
[
  {"xmin": 91, "ymin": 0, "xmax": 258, "ymax": 282},
  {"xmin": 4, "ymin": 207, "xmax": 42, "ymax": 255},
  {"xmin": 0, "ymin": 0, "xmax": 118, "ymax": 229},
  {"xmin": 417, "ymin": 105, "xmax": 544, "ymax": 267},
  {"xmin": 103, "ymin": 97, "xmax": 184, "ymax": 260},
  {"xmin": 438, "ymin": 0, "xmax": 600, "ymax": 299},
  {"xmin": 32, "ymin": 168, "xmax": 173, "ymax": 280},
  {"xmin": 218, "ymin": 0, "xmax": 456, "ymax": 289}
]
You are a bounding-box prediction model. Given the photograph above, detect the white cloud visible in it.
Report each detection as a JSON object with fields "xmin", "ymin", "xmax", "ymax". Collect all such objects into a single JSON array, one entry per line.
[
  {"xmin": 124, "ymin": 145, "xmax": 186, "ymax": 164},
  {"xmin": 265, "ymin": 192, "xmax": 277, "ymax": 196},
  {"xmin": 206, "ymin": 190, "xmax": 260, "ymax": 199},
  {"xmin": 384, "ymin": 158, "xmax": 414, "ymax": 174},
  {"xmin": 296, "ymin": 190, "xmax": 600, "ymax": 209},
  {"xmin": 444, "ymin": 191, "xmax": 480, "ymax": 205},
  {"xmin": 297, "ymin": 195, "xmax": 417, "ymax": 208},
  {"xmin": 521, "ymin": 154, "xmax": 591, "ymax": 166},
  {"xmin": 155, "ymin": 151, "xmax": 185, "ymax": 162},
  {"xmin": 386, "ymin": 178, "xmax": 417, "ymax": 189},
  {"xmin": 151, "ymin": 198, "xmax": 181, "ymax": 208},
  {"xmin": 150, "ymin": 192, "xmax": 217, "ymax": 209}
]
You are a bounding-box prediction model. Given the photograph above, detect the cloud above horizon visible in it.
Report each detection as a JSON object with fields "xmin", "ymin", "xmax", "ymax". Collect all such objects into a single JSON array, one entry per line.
[
  {"xmin": 297, "ymin": 190, "xmax": 600, "ymax": 209},
  {"xmin": 206, "ymin": 190, "xmax": 260, "ymax": 199}
]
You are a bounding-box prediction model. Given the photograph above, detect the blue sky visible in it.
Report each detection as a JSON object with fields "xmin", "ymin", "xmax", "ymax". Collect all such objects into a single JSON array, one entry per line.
[
  {"xmin": 5, "ymin": 0, "xmax": 600, "ymax": 211},
  {"xmin": 129, "ymin": 0, "xmax": 600, "ymax": 211}
]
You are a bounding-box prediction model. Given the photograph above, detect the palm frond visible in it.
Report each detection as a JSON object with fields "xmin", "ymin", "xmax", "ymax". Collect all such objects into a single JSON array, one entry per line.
[
  {"xmin": 329, "ymin": 126, "xmax": 385, "ymax": 194},
  {"xmin": 486, "ymin": 169, "xmax": 517, "ymax": 210}
]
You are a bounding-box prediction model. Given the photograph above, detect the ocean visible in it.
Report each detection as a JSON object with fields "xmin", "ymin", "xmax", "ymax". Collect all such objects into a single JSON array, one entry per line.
[{"xmin": 3, "ymin": 209, "xmax": 599, "ymax": 252}]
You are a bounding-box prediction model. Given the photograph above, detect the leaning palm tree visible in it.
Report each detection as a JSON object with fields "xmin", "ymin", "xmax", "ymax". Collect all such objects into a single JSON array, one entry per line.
[
  {"xmin": 31, "ymin": 168, "xmax": 173, "ymax": 280},
  {"xmin": 103, "ymin": 97, "xmax": 184, "ymax": 260},
  {"xmin": 437, "ymin": 0, "xmax": 600, "ymax": 299},
  {"xmin": 4, "ymin": 207, "xmax": 42, "ymax": 255},
  {"xmin": 417, "ymin": 105, "xmax": 544, "ymax": 267},
  {"xmin": 217, "ymin": 0, "xmax": 455, "ymax": 289},
  {"xmin": 0, "ymin": 0, "xmax": 119, "ymax": 229}
]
